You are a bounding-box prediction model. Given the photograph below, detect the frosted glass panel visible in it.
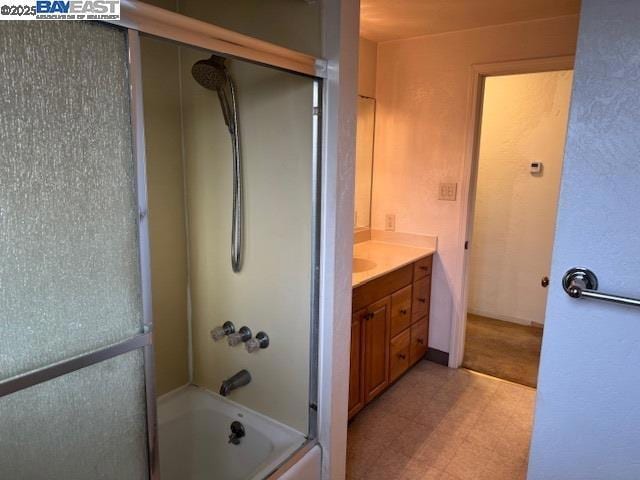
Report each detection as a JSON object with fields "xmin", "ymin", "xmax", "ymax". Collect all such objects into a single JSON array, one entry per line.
[
  {"xmin": 0, "ymin": 351, "xmax": 148, "ymax": 479},
  {"xmin": 0, "ymin": 23, "xmax": 143, "ymax": 380}
]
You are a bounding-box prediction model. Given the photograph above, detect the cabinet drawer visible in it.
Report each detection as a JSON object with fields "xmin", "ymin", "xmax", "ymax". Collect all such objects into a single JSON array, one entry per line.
[
  {"xmin": 390, "ymin": 285, "xmax": 412, "ymax": 338},
  {"xmin": 412, "ymin": 275, "xmax": 431, "ymax": 322},
  {"xmin": 413, "ymin": 255, "xmax": 433, "ymax": 280},
  {"xmin": 410, "ymin": 317, "xmax": 429, "ymax": 366},
  {"xmin": 353, "ymin": 264, "xmax": 413, "ymax": 312},
  {"xmin": 389, "ymin": 329, "xmax": 410, "ymax": 382}
]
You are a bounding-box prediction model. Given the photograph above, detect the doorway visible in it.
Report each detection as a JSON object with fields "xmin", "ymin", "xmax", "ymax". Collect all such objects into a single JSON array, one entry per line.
[{"xmin": 461, "ymin": 69, "xmax": 574, "ymax": 387}]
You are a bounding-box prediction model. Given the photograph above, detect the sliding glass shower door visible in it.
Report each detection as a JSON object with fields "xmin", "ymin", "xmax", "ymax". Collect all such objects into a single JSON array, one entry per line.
[{"xmin": 0, "ymin": 22, "xmax": 153, "ymax": 479}]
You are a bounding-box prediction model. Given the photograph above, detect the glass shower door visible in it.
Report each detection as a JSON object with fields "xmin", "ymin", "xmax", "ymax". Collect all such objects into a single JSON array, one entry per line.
[{"xmin": 0, "ymin": 22, "xmax": 153, "ymax": 479}]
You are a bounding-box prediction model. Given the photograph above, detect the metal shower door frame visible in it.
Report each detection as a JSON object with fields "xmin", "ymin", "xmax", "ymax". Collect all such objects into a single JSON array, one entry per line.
[
  {"xmin": 0, "ymin": 17, "xmax": 325, "ymax": 478},
  {"xmin": 0, "ymin": 24, "xmax": 157, "ymax": 478},
  {"xmin": 117, "ymin": 5, "xmax": 328, "ymax": 478}
]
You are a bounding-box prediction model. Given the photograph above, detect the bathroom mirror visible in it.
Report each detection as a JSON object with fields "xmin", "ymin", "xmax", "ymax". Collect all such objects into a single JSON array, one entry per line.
[{"xmin": 354, "ymin": 96, "xmax": 375, "ymax": 230}]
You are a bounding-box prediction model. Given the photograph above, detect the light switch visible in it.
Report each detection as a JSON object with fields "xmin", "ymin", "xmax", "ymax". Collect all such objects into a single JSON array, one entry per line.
[
  {"xmin": 439, "ymin": 182, "xmax": 457, "ymax": 201},
  {"xmin": 385, "ymin": 214, "xmax": 396, "ymax": 231}
]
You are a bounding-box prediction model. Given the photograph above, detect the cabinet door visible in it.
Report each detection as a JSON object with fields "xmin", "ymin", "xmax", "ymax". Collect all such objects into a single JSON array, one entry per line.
[
  {"xmin": 410, "ymin": 317, "xmax": 429, "ymax": 365},
  {"xmin": 390, "ymin": 285, "xmax": 412, "ymax": 338},
  {"xmin": 348, "ymin": 310, "xmax": 365, "ymax": 419},
  {"xmin": 364, "ymin": 297, "xmax": 391, "ymax": 402},
  {"xmin": 389, "ymin": 329, "xmax": 411, "ymax": 382},
  {"xmin": 412, "ymin": 275, "xmax": 432, "ymax": 322}
]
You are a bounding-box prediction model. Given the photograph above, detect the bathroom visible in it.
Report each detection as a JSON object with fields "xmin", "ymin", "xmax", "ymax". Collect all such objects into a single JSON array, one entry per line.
[
  {"xmin": 3, "ymin": 1, "xmax": 640, "ymax": 479},
  {"xmin": 346, "ymin": 1, "xmax": 580, "ymax": 478}
]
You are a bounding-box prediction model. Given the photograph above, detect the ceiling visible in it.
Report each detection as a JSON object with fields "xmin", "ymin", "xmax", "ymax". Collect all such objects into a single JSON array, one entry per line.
[{"xmin": 360, "ymin": 0, "xmax": 581, "ymax": 43}]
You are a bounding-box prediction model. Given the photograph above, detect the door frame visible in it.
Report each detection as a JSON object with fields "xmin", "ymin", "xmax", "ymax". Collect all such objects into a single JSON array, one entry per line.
[{"xmin": 448, "ymin": 55, "xmax": 575, "ymax": 368}]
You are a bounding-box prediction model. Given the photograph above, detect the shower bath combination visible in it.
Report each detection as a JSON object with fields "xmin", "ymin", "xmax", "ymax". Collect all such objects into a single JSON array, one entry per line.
[{"xmin": 192, "ymin": 54, "xmax": 244, "ymax": 273}]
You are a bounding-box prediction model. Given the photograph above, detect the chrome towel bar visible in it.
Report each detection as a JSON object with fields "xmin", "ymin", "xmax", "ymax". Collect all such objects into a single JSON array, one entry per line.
[{"xmin": 562, "ymin": 267, "xmax": 640, "ymax": 308}]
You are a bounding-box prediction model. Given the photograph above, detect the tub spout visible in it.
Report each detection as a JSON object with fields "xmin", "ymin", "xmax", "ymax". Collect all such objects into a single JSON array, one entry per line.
[{"xmin": 219, "ymin": 369, "xmax": 251, "ymax": 396}]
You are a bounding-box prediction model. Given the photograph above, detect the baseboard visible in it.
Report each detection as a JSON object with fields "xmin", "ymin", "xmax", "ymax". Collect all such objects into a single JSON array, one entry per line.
[
  {"xmin": 468, "ymin": 309, "xmax": 542, "ymax": 327},
  {"xmin": 426, "ymin": 348, "xmax": 449, "ymax": 366}
]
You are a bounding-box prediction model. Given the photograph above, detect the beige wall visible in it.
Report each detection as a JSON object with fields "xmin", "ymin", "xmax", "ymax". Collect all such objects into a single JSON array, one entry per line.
[
  {"xmin": 358, "ymin": 37, "xmax": 378, "ymax": 97},
  {"xmin": 141, "ymin": 36, "xmax": 190, "ymax": 396},
  {"xmin": 178, "ymin": 0, "xmax": 321, "ymax": 57},
  {"xmin": 373, "ymin": 15, "xmax": 579, "ymax": 352},
  {"xmin": 468, "ymin": 71, "xmax": 573, "ymax": 325},
  {"xmin": 180, "ymin": 48, "xmax": 314, "ymax": 434},
  {"xmin": 141, "ymin": 0, "xmax": 320, "ymax": 432}
]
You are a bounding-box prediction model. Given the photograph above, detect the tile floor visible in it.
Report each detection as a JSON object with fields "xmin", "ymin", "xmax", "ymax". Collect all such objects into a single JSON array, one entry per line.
[{"xmin": 347, "ymin": 361, "xmax": 536, "ymax": 480}]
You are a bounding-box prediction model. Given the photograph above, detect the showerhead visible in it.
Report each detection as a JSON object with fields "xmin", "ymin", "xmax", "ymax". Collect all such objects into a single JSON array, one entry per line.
[
  {"xmin": 191, "ymin": 55, "xmax": 229, "ymax": 91},
  {"xmin": 192, "ymin": 54, "xmax": 235, "ymax": 131}
]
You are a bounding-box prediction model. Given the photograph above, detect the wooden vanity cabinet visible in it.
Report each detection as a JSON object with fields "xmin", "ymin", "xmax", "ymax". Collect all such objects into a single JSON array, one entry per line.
[
  {"xmin": 363, "ymin": 297, "xmax": 391, "ymax": 402},
  {"xmin": 389, "ymin": 328, "xmax": 410, "ymax": 382},
  {"xmin": 390, "ymin": 285, "xmax": 412, "ymax": 337},
  {"xmin": 349, "ymin": 254, "xmax": 433, "ymax": 420},
  {"xmin": 410, "ymin": 317, "xmax": 429, "ymax": 366},
  {"xmin": 348, "ymin": 310, "xmax": 365, "ymax": 418}
]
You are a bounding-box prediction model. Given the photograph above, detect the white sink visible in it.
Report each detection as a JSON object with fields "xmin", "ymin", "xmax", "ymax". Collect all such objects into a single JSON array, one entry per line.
[{"xmin": 353, "ymin": 257, "xmax": 377, "ymax": 273}]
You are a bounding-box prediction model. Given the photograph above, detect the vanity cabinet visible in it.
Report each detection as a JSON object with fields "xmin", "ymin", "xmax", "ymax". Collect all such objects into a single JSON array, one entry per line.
[
  {"xmin": 349, "ymin": 255, "xmax": 433, "ymax": 420},
  {"xmin": 363, "ymin": 298, "xmax": 390, "ymax": 402},
  {"xmin": 349, "ymin": 312, "xmax": 365, "ymax": 418}
]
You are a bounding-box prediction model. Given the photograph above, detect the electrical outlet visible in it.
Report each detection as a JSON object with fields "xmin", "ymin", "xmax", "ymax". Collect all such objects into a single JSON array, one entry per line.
[
  {"xmin": 385, "ymin": 214, "xmax": 396, "ymax": 231},
  {"xmin": 439, "ymin": 182, "xmax": 457, "ymax": 201}
]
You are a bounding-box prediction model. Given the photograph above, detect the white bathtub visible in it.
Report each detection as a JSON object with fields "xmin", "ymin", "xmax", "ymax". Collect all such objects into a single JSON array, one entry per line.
[{"xmin": 158, "ymin": 386, "xmax": 307, "ymax": 480}]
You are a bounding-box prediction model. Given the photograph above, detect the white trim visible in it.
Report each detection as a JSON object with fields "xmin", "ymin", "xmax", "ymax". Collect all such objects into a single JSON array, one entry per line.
[
  {"xmin": 109, "ymin": 0, "xmax": 325, "ymax": 78},
  {"xmin": 316, "ymin": 0, "xmax": 360, "ymax": 478},
  {"xmin": 449, "ymin": 55, "xmax": 575, "ymax": 368}
]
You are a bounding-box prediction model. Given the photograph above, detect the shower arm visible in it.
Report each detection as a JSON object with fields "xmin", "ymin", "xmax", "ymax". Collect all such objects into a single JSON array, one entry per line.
[{"xmin": 228, "ymin": 76, "xmax": 243, "ymax": 273}]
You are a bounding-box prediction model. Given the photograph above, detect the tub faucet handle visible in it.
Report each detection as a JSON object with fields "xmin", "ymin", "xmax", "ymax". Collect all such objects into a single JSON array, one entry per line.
[
  {"xmin": 245, "ymin": 332, "xmax": 269, "ymax": 353},
  {"xmin": 228, "ymin": 326, "xmax": 252, "ymax": 346},
  {"xmin": 211, "ymin": 321, "xmax": 235, "ymax": 341}
]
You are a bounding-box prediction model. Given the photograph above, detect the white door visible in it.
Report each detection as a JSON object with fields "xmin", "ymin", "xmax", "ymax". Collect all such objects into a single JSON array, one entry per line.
[{"xmin": 528, "ymin": 1, "xmax": 640, "ymax": 479}]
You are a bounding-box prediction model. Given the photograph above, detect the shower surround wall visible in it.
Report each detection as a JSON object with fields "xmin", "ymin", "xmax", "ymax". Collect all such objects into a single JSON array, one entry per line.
[
  {"xmin": 140, "ymin": 0, "xmax": 321, "ymax": 434},
  {"xmin": 181, "ymin": 52, "xmax": 314, "ymax": 434},
  {"xmin": 142, "ymin": 38, "xmax": 315, "ymax": 434},
  {"xmin": 141, "ymin": 37, "xmax": 190, "ymax": 396}
]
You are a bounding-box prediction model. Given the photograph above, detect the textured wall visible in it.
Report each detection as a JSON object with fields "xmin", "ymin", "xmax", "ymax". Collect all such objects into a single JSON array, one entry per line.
[
  {"xmin": 529, "ymin": 1, "xmax": 640, "ymax": 478},
  {"xmin": 373, "ymin": 15, "xmax": 579, "ymax": 352},
  {"xmin": 468, "ymin": 71, "xmax": 573, "ymax": 325}
]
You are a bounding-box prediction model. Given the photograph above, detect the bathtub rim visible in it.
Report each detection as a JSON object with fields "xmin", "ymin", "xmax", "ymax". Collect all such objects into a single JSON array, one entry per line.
[{"xmin": 157, "ymin": 384, "xmax": 314, "ymax": 479}]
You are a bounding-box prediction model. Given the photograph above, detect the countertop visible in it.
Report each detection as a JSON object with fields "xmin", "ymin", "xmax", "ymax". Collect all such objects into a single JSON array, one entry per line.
[{"xmin": 352, "ymin": 240, "xmax": 436, "ymax": 288}]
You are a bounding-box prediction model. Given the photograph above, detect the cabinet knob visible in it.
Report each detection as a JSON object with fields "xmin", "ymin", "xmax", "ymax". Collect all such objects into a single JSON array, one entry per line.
[
  {"xmin": 420, "ymin": 266, "xmax": 429, "ymax": 271},
  {"xmin": 364, "ymin": 312, "xmax": 374, "ymax": 320},
  {"xmin": 417, "ymin": 338, "xmax": 424, "ymax": 345},
  {"xmin": 400, "ymin": 308, "xmax": 408, "ymax": 315},
  {"xmin": 398, "ymin": 353, "xmax": 406, "ymax": 360},
  {"xmin": 417, "ymin": 298, "xmax": 426, "ymax": 303}
]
